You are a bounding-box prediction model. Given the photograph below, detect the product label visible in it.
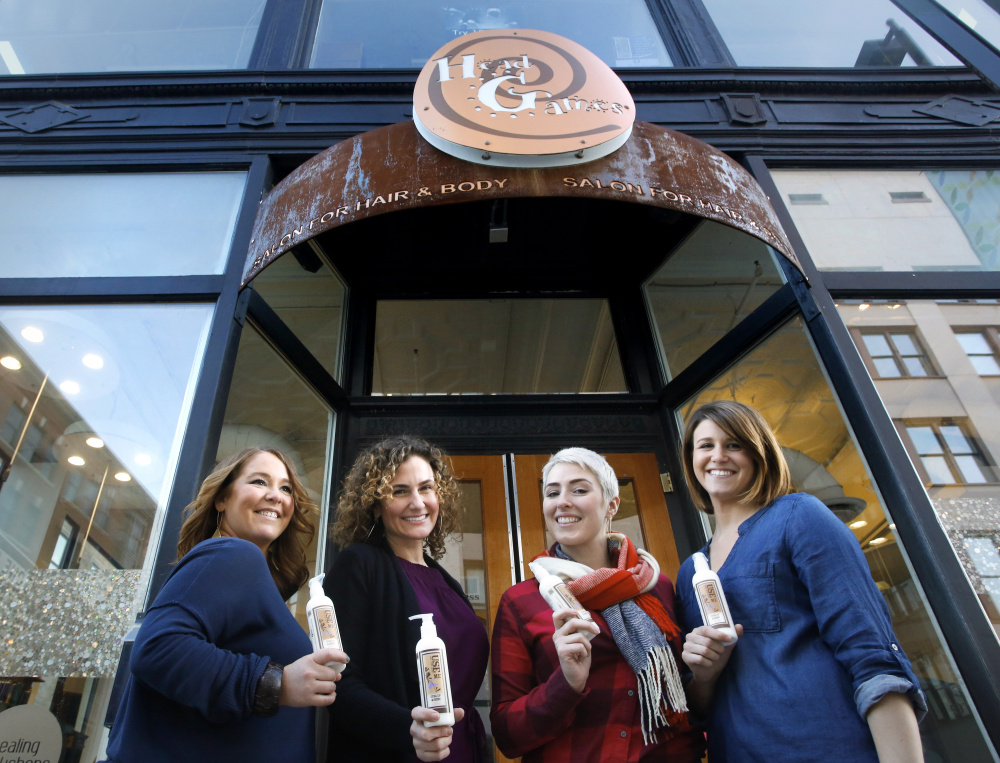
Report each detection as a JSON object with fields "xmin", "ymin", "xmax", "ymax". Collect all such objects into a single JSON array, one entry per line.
[
  {"xmin": 312, "ymin": 605, "xmax": 341, "ymax": 648},
  {"xmin": 695, "ymin": 580, "xmax": 731, "ymax": 628},
  {"xmin": 417, "ymin": 648, "xmax": 452, "ymax": 713},
  {"xmin": 554, "ymin": 582, "xmax": 588, "ymax": 617}
]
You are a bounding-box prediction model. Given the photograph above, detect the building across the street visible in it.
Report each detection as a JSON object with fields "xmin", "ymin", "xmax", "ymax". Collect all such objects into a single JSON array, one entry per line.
[{"xmin": 1, "ymin": 1, "xmax": 1000, "ymax": 760}]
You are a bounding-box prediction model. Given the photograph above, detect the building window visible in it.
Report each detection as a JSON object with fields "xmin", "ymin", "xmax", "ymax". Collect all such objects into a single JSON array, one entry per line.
[
  {"xmin": 955, "ymin": 330, "xmax": 1000, "ymax": 375},
  {"xmin": 860, "ymin": 331, "xmax": 934, "ymax": 378},
  {"xmin": 904, "ymin": 422, "xmax": 993, "ymax": 485}
]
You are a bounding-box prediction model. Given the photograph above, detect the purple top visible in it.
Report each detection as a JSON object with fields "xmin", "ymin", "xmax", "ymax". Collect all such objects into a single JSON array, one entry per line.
[{"xmin": 401, "ymin": 558, "xmax": 490, "ymax": 763}]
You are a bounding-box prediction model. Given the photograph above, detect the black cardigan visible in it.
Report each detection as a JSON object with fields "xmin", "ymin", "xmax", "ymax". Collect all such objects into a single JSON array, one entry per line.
[{"xmin": 323, "ymin": 540, "xmax": 473, "ymax": 762}]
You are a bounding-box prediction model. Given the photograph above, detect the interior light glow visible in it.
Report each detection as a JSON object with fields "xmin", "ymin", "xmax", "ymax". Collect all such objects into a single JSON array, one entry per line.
[
  {"xmin": 67, "ymin": 455, "xmax": 85, "ymax": 466},
  {"xmin": 59, "ymin": 380, "xmax": 81, "ymax": 395},
  {"xmin": 858, "ymin": 303, "xmax": 870, "ymax": 312},
  {"xmin": 135, "ymin": 453, "xmax": 152, "ymax": 466},
  {"xmin": 114, "ymin": 472, "xmax": 132, "ymax": 482},
  {"xmin": 21, "ymin": 326, "xmax": 43, "ymax": 342},
  {"xmin": 0, "ymin": 356, "xmax": 21, "ymax": 370},
  {"xmin": 869, "ymin": 537, "xmax": 887, "ymax": 545},
  {"xmin": 86, "ymin": 437, "xmax": 105, "ymax": 449},
  {"xmin": 82, "ymin": 353, "xmax": 104, "ymax": 369},
  {"xmin": 849, "ymin": 520, "xmax": 868, "ymax": 529}
]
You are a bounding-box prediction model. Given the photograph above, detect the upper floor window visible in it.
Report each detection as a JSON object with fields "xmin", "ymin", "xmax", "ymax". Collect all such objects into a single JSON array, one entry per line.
[
  {"xmin": 772, "ymin": 169, "xmax": 1000, "ymax": 272},
  {"xmin": 701, "ymin": 0, "xmax": 960, "ymax": 67},
  {"xmin": 955, "ymin": 330, "xmax": 1000, "ymax": 375},
  {"xmin": 904, "ymin": 421, "xmax": 993, "ymax": 485},
  {"xmin": 309, "ymin": 0, "xmax": 672, "ymax": 69},
  {"xmin": 0, "ymin": 0, "xmax": 264, "ymax": 75},
  {"xmin": 860, "ymin": 330, "xmax": 935, "ymax": 378}
]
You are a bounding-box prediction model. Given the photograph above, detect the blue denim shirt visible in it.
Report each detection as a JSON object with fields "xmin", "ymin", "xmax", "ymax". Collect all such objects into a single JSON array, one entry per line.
[{"xmin": 676, "ymin": 493, "xmax": 926, "ymax": 763}]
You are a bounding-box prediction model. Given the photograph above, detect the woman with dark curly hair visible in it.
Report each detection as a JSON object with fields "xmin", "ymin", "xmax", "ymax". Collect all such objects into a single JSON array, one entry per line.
[
  {"xmin": 324, "ymin": 435, "xmax": 488, "ymax": 763},
  {"xmin": 106, "ymin": 448, "xmax": 347, "ymax": 763}
]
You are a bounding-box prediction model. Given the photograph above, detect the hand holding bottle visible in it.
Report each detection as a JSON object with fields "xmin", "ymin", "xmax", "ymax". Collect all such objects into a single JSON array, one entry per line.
[
  {"xmin": 410, "ymin": 706, "xmax": 467, "ymax": 761},
  {"xmin": 279, "ymin": 648, "xmax": 349, "ymax": 707},
  {"xmin": 552, "ymin": 607, "xmax": 600, "ymax": 693}
]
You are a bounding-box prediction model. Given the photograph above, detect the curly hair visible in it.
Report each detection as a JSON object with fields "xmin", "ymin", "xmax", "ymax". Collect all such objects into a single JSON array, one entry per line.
[
  {"xmin": 332, "ymin": 435, "xmax": 463, "ymax": 560},
  {"xmin": 177, "ymin": 448, "xmax": 317, "ymax": 600},
  {"xmin": 682, "ymin": 400, "xmax": 791, "ymax": 514}
]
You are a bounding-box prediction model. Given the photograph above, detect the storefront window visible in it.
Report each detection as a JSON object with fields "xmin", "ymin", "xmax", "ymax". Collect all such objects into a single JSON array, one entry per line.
[
  {"xmin": 372, "ymin": 298, "xmax": 626, "ymax": 395},
  {"xmin": 309, "ymin": 0, "xmax": 672, "ymax": 69},
  {"xmin": 681, "ymin": 316, "xmax": 993, "ymax": 760},
  {"xmin": 0, "ymin": 0, "xmax": 264, "ymax": 75},
  {"xmin": 643, "ymin": 220, "xmax": 785, "ymax": 382},
  {"xmin": 0, "ymin": 302, "xmax": 212, "ymax": 762},
  {"xmin": 217, "ymin": 324, "xmax": 335, "ymax": 627},
  {"xmin": 838, "ymin": 298, "xmax": 1000, "ymax": 643},
  {"xmin": 772, "ymin": 169, "xmax": 1000, "ymax": 272},
  {"xmin": 0, "ymin": 172, "xmax": 247, "ymax": 277},
  {"xmin": 249, "ymin": 244, "xmax": 348, "ymax": 383},
  {"xmin": 701, "ymin": 0, "xmax": 960, "ymax": 67}
]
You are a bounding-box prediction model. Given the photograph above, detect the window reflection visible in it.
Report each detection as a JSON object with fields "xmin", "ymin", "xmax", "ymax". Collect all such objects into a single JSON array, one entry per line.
[
  {"xmin": 772, "ymin": 169, "xmax": 1000, "ymax": 272},
  {"xmin": 933, "ymin": 0, "xmax": 1000, "ymax": 54},
  {"xmin": 0, "ymin": 0, "xmax": 264, "ymax": 75},
  {"xmin": 682, "ymin": 316, "xmax": 993, "ymax": 761},
  {"xmin": 701, "ymin": 0, "xmax": 960, "ymax": 67},
  {"xmin": 0, "ymin": 303, "xmax": 212, "ymax": 763},
  {"xmin": 838, "ymin": 298, "xmax": 1000, "ymax": 645},
  {"xmin": 373, "ymin": 299, "xmax": 626, "ymax": 395},
  {"xmin": 643, "ymin": 221, "xmax": 784, "ymax": 381},
  {"xmin": 310, "ymin": 0, "xmax": 671, "ymax": 69},
  {"xmin": 0, "ymin": 172, "xmax": 247, "ymax": 277},
  {"xmin": 250, "ymin": 243, "xmax": 348, "ymax": 383}
]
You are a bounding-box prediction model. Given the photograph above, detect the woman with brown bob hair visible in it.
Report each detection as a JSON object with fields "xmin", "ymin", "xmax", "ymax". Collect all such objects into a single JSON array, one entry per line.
[
  {"xmin": 675, "ymin": 401, "xmax": 926, "ymax": 763},
  {"xmin": 106, "ymin": 448, "xmax": 347, "ymax": 763},
  {"xmin": 324, "ymin": 435, "xmax": 490, "ymax": 762}
]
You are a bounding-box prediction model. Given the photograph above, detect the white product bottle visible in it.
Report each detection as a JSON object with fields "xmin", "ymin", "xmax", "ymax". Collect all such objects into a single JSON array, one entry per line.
[
  {"xmin": 409, "ymin": 613, "xmax": 455, "ymax": 727},
  {"xmin": 528, "ymin": 561, "xmax": 599, "ymax": 641},
  {"xmin": 306, "ymin": 573, "xmax": 346, "ymax": 673},
  {"xmin": 691, "ymin": 552, "xmax": 738, "ymax": 645}
]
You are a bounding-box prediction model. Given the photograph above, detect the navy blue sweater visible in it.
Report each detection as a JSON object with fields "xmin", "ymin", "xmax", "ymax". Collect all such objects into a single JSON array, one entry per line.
[{"xmin": 106, "ymin": 537, "xmax": 314, "ymax": 763}]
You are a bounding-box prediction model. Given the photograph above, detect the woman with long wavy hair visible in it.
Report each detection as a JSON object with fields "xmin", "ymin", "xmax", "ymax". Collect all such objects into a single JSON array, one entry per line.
[
  {"xmin": 324, "ymin": 434, "xmax": 489, "ymax": 762},
  {"xmin": 105, "ymin": 447, "xmax": 347, "ymax": 763}
]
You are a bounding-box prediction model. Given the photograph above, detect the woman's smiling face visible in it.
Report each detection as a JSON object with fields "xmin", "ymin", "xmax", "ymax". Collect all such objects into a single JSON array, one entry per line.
[
  {"xmin": 377, "ymin": 455, "xmax": 440, "ymax": 559},
  {"xmin": 216, "ymin": 452, "xmax": 294, "ymax": 554},
  {"xmin": 691, "ymin": 418, "xmax": 756, "ymax": 512},
  {"xmin": 542, "ymin": 462, "xmax": 616, "ymax": 556}
]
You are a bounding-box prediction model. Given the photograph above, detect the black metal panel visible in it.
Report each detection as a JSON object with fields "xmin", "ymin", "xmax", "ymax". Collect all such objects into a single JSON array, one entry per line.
[{"xmin": 0, "ymin": 276, "xmax": 225, "ymax": 302}]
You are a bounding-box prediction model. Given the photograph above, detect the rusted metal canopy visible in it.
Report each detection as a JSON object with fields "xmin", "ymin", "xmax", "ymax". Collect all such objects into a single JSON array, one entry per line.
[{"xmin": 242, "ymin": 120, "xmax": 800, "ymax": 287}]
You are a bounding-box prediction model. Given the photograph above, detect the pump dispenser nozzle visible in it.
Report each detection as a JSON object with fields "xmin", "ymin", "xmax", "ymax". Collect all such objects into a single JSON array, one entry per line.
[
  {"xmin": 409, "ymin": 613, "xmax": 438, "ymax": 641},
  {"xmin": 309, "ymin": 573, "xmax": 326, "ymax": 598},
  {"xmin": 693, "ymin": 552, "xmax": 710, "ymax": 574}
]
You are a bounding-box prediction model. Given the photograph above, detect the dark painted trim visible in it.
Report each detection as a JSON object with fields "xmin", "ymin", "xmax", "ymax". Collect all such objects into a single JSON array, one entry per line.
[
  {"xmin": 0, "ymin": 276, "xmax": 225, "ymax": 302},
  {"xmin": 244, "ymin": 288, "xmax": 349, "ymax": 409},
  {"xmin": 611, "ymin": 286, "xmax": 666, "ymax": 395},
  {"xmin": 822, "ymin": 271, "xmax": 1000, "ymax": 296},
  {"xmin": 145, "ymin": 157, "xmax": 272, "ymax": 604}
]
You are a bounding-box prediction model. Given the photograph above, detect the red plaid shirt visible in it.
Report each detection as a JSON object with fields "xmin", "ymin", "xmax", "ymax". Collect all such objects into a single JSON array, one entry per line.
[{"xmin": 490, "ymin": 575, "xmax": 704, "ymax": 763}]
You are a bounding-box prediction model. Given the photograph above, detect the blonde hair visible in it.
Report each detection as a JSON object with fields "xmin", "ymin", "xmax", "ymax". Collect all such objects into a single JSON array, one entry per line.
[
  {"xmin": 683, "ymin": 401, "xmax": 792, "ymax": 514},
  {"xmin": 177, "ymin": 448, "xmax": 316, "ymax": 600},
  {"xmin": 332, "ymin": 435, "xmax": 462, "ymax": 560}
]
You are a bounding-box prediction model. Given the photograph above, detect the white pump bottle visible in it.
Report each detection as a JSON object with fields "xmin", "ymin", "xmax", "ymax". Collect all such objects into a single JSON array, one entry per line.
[
  {"xmin": 409, "ymin": 613, "xmax": 455, "ymax": 727},
  {"xmin": 691, "ymin": 552, "xmax": 738, "ymax": 645},
  {"xmin": 306, "ymin": 573, "xmax": 346, "ymax": 673},
  {"xmin": 528, "ymin": 561, "xmax": 599, "ymax": 640}
]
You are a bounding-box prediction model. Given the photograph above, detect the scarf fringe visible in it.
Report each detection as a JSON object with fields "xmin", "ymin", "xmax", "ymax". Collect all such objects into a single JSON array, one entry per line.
[{"xmin": 636, "ymin": 646, "xmax": 689, "ymax": 746}]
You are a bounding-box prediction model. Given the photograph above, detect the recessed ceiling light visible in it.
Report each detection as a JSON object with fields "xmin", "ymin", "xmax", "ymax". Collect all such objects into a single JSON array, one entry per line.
[
  {"xmin": 888, "ymin": 523, "xmax": 896, "ymax": 530},
  {"xmin": 21, "ymin": 326, "xmax": 43, "ymax": 343},
  {"xmin": 82, "ymin": 353, "xmax": 104, "ymax": 369},
  {"xmin": 858, "ymin": 303, "xmax": 870, "ymax": 311},
  {"xmin": 849, "ymin": 520, "xmax": 868, "ymax": 529},
  {"xmin": 59, "ymin": 380, "xmax": 80, "ymax": 395},
  {"xmin": 0, "ymin": 356, "xmax": 21, "ymax": 370},
  {"xmin": 114, "ymin": 472, "xmax": 132, "ymax": 482},
  {"xmin": 135, "ymin": 453, "xmax": 152, "ymax": 466},
  {"xmin": 869, "ymin": 537, "xmax": 887, "ymax": 545},
  {"xmin": 67, "ymin": 455, "xmax": 85, "ymax": 466},
  {"xmin": 86, "ymin": 437, "xmax": 105, "ymax": 449}
]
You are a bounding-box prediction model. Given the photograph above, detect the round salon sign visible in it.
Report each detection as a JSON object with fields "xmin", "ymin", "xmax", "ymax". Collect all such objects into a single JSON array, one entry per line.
[{"xmin": 414, "ymin": 29, "xmax": 635, "ymax": 168}]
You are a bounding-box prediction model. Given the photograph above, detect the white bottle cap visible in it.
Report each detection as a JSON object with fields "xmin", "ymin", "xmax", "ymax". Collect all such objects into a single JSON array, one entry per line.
[
  {"xmin": 693, "ymin": 552, "xmax": 710, "ymax": 573},
  {"xmin": 308, "ymin": 573, "xmax": 326, "ymax": 598},
  {"xmin": 409, "ymin": 613, "xmax": 438, "ymax": 640}
]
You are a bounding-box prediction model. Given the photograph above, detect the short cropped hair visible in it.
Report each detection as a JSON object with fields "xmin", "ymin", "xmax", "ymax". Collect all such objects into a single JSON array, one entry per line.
[
  {"xmin": 682, "ymin": 400, "xmax": 791, "ymax": 514},
  {"xmin": 542, "ymin": 447, "xmax": 619, "ymax": 505}
]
